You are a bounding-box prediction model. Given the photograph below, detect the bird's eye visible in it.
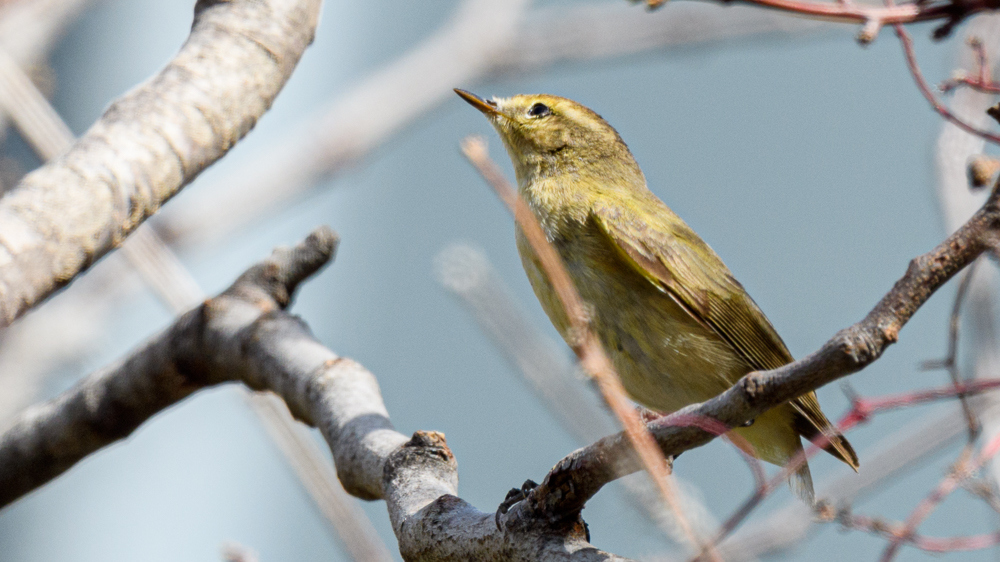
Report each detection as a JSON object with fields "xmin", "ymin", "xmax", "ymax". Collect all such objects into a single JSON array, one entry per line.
[{"xmin": 527, "ymin": 102, "xmax": 551, "ymax": 118}]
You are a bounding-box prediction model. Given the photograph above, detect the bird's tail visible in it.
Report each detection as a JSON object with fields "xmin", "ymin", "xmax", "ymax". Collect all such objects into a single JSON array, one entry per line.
[
  {"xmin": 788, "ymin": 457, "xmax": 815, "ymax": 503},
  {"xmin": 791, "ymin": 393, "xmax": 860, "ymax": 472}
]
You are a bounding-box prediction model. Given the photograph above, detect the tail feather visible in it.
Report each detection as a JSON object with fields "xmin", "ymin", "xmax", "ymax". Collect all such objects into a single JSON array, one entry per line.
[
  {"xmin": 791, "ymin": 394, "xmax": 860, "ymax": 471},
  {"xmin": 817, "ymin": 428, "xmax": 859, "ymax": 470},
  {"xmin": 789, "ymin": 459, "xmax": 815, "ymax": 503}
]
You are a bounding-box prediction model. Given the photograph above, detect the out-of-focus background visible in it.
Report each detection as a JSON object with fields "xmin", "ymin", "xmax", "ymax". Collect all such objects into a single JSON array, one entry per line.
[{"xmin": 0, "ymin": 0, "xmax": 997, "ymax": 560}]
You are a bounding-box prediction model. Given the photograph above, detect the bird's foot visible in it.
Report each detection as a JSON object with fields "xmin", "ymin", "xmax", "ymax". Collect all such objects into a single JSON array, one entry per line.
[{"xmin": 495, "ymin": 479, "xmax": 538, "ymax": 530}]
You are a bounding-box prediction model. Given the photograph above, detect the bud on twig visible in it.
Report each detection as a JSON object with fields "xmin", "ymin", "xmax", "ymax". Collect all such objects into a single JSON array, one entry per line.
[{"xmin": 968, "ymin": 154, "xmax": 1000, "ymax": 189}]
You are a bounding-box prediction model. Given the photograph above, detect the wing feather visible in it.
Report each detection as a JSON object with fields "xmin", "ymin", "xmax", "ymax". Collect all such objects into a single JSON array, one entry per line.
[{"xmin": 592, "ymin": 201, "xmax": 858, "ymax": 470}]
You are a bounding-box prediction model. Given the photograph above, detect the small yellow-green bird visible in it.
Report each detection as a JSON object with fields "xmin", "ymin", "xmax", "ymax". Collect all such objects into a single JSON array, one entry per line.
[{"xmin": 456, "ymin": 89, "xmax": 858, "ymax": 500}]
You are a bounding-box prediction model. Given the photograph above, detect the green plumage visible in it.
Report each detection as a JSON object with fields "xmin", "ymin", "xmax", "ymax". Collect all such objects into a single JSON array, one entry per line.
[{"xmin": 457, "ymin": 90, "xmax": 858, "ymax": 500}]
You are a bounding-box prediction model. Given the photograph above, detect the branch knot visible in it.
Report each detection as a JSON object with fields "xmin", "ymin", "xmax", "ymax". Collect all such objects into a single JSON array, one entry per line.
[{"xmin": 383, "ymin": 430, "xmax": 457, "ymax": 492}]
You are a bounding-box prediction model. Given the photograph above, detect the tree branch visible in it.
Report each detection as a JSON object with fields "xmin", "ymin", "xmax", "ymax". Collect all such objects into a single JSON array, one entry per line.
[
  {"xmin": 0, "ymin": 227, "xmax": 639, "ymax": 561},
  {"xmin": 0, "ymin": 226, "xmax": 340, "ymax": 505},
  {"xmin": 0, "ymin": 0, "xmax": 320, "ymax": 327}
]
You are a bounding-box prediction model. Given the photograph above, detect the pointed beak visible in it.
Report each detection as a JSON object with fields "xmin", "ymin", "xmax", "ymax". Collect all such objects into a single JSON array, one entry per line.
[{"xmin": 454, "ymin": 89, "xmax": 501, "ymax": 117}]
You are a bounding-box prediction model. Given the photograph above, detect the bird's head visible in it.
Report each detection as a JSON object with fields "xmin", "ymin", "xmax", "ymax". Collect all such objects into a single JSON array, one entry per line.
[{"xmin": 455, "ymin": 89, "xmax": 641, "ymax": 187}]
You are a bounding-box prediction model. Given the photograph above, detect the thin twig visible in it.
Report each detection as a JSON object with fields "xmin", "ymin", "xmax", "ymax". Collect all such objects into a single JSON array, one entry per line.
[
  {"xmin": 940, "ymin": 38, "xmax": 1000, "ymax": 94},
  {"xmin": 641, "ymin": 0, "xmax": 998, "ymax": 39},
  {"xmin": 932, "ymin": 13, "xmax": 1000, "ymax": 552},
  {"xmin": 920, "ymin": 260, "xmax": 981, "ymax": 440},
  {"xmin": 708, "ymin": 403, "xmax": 989, "ymax": 561},
  {"xmin": 0, "ymin": 46, "xmax": 71, "ymax": 159},
  {"xmin": 702, "ymin": 376, "xmax": 1000, "ymax": 552},
  {"xmin": 842, "ymin": 377, "xmax": 1000, "ymax": 422},
  {"xmin": 880, "ymin": 433, "xmax": 1000, "ymax": 559},
  {"xmin": 839, "ymin": 511, "xmax": 1000, "ymax": 552},
  {"xmin": 895, "ymin": 24, "xmax": 1000, "ymax": 145}
]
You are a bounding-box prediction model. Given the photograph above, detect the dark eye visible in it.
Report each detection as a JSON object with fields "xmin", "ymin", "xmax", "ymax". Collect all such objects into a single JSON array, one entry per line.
[{"xmin": 527, "ymin": 102, "xmax": 551, "ymax": 118}]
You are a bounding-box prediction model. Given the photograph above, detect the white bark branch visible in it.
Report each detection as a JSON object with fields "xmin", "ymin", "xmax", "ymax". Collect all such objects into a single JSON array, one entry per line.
[
  {"xmin": 0, "ymin": 0, "xmax": 321, "ymax": 326},
  {"xmin": 0, "ymin": 227, "xmax": 636, "ymax": 561}
]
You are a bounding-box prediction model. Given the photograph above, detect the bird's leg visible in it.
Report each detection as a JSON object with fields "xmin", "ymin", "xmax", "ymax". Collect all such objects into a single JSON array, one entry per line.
[{"xmin": 495, "ymin": 479, "xmax": 539, "ymax": 530}]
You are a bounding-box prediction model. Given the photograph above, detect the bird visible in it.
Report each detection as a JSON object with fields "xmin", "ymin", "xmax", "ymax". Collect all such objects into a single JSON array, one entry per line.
[{"xmin": 455, "ymin": 89, "xmax": 858, "ymax": 500}]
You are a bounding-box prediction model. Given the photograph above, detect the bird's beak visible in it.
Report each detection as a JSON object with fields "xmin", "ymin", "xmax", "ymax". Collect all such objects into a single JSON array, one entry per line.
[{"xmin": 454, "ymin": 89, "xmax": 501, "ymax": 117}]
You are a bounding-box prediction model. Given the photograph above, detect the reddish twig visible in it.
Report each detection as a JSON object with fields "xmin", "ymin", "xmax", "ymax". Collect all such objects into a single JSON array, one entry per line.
[
  {"xmin": 940, "ymin": 37, "xmax": 1000, "ymax": 95},
  {"xmin": 460, "ymin": 137, "xmax": 716, "ymax": 557},
  {"xmin": 895, "ymin": 24, "xmax": 1000, "ymax": 145},
  {"xmin": 699, "ymin": 376, "xmax": 1000, "ymax": 553},
  {"xmin": 880, "ymin": 432, "xmax": 1000, "ymax": 560},
  {"xmin": 840, "ymin": 512, "xmax": 1000, "ymax": 552},
  {"xmin": 640, "ymin": 0, "xmax": 999, "ymax": 40},
  {"xmin": 959, "ymin": 477, "xmax": 1000, "ymax": 514},
  {"xmin": 839, "ymin": 377, "xmax": 1000, "ymax": 427},
  {"xmin": 666, "ymin": 413, "xmax": 768, "ymax": 491}
]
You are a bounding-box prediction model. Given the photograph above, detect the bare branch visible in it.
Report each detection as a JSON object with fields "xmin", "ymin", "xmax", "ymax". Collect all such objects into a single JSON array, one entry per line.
[
  {"xmin": 0, "ymin": 227, "xmax": 640, "ymax": 561},
  {"xmin": 0, "ymin": 0, "xmax": 109, "ymax": 420},
  {"xmin": 0, "ymin": 0, "xmax": 321, "ymax": 327},
  {"xmin": 0, "ymin": 45, "xmax": 71, "ymax": 159},
  {"xmin": 706, "ymin": 18, "xmax": 1000, "ymax": 559},
  {"xmin": 0, "ymin": 227, "xmax": 340, "ymax": 505},
  {"xmin": 894, "ymin": 24, "xmax": 1000, "ymax": 145},
  {"xmin": 707, "ymin": 404, "xmax": 984, "ymax": 561}
]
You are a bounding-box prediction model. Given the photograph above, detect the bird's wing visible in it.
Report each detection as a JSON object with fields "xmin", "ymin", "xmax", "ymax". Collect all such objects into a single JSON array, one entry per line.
[
  {"xmin": 591, "ymin": 201, "xmax": 794, "ymax": 371},
  {"xmin": 592, "ymin": 201, "xmax": 859, "ymax": 470}
]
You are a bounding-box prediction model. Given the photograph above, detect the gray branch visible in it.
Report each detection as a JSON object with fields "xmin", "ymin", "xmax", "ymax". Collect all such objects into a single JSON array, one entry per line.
[
  {"xmin": 0, "ymin": 0, "xmax": 321, "ymax": 327},
  {"xmin": 0, "ymin": 227, "xmax": 634, "ymax": 561}
]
